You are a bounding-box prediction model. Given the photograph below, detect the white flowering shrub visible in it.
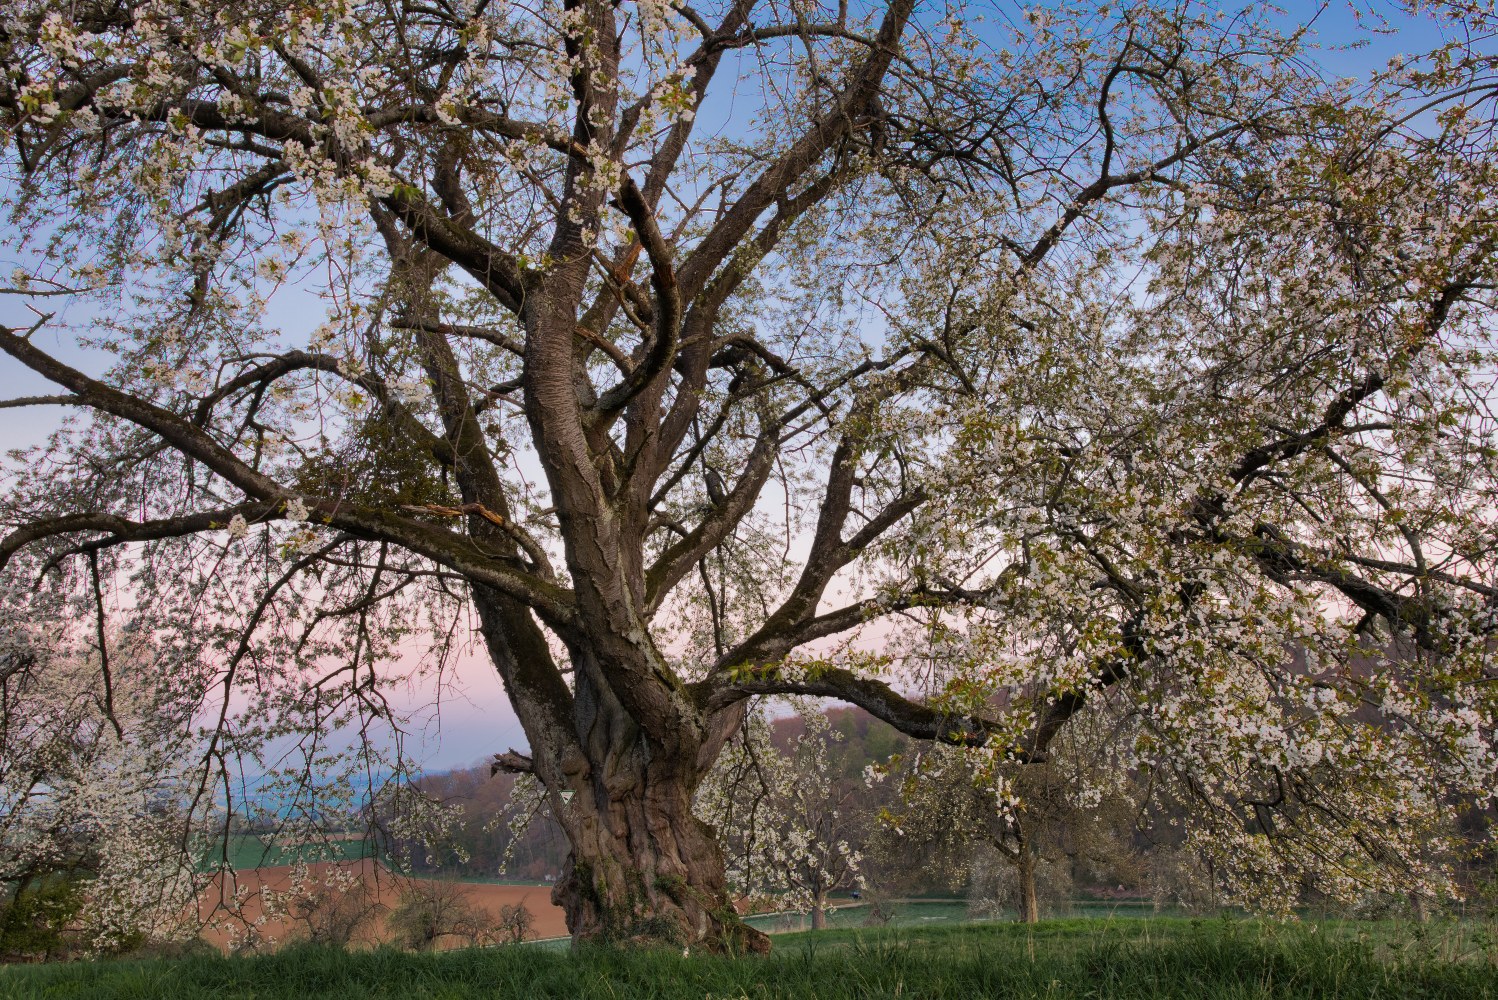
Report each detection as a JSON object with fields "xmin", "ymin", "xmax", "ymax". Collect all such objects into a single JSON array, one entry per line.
[{"xmin": 0, "ymin": 591, "xmax": 203, "ymax": 954}]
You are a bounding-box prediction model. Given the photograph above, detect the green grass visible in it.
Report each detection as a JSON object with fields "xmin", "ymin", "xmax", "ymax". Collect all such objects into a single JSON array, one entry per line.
[
  {"xmin": 3, "ymin": 918, "xmax": 1495, "ymax": 999},
  {"xmin": 742, "ymin": 900, "xmax": 1217, "ymax": 933},
  {"xmin": 746, "ymin": 899, "xmax": 975, "ymax": 932},
  {"xmin": 195, "ymin": 834, "xmax": 379, "ymax": 873}
]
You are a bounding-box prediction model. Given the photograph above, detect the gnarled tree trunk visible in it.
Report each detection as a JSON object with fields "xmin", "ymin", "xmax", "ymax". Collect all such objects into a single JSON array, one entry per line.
[
  {"xmin": 551, "ymin": 739, "xmax": 766, "ymax": 952},
  {"xmin": 501, "ymin": 624, "xmax": 767, "ymax": 952}
]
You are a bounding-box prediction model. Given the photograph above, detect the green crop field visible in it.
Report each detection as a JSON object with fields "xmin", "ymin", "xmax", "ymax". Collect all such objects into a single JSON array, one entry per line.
[{"xmin": 3, "ymin": 917, "xmax": 1495, "ymax": 999}]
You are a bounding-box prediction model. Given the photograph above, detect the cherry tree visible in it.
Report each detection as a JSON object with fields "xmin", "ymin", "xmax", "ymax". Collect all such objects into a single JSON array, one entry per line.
[
  {"xmin": 0, "ymin": 598, "xmax": 202, "ymax": 953},
  {"xmin": 696, "ymin": 705, "xmax": 865, "ymax": 930},
  {"xmin": 2, "ymin": 0, "xmax": 1496, "ymax": 951},
  {"xmin": 875, "ymin": 701, "xmax": 1139, "ymax": 923}
]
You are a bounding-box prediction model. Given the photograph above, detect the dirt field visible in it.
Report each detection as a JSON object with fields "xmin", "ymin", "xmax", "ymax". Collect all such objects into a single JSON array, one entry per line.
[{"xmin": 196, "ymin": 859, "xmax": 569, "ymax": 951}]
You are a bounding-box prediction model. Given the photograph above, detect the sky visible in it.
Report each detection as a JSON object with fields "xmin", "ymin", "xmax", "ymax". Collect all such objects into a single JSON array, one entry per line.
[{"xmin": 0, "ymin": 1, "xmax": 1474, "ymax": 774}]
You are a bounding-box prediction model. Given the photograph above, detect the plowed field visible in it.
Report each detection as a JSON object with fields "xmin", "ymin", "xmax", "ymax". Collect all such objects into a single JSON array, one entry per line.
[{"xmin": 197, "ymin": 859, "xmax": 567, "ymax": 950}]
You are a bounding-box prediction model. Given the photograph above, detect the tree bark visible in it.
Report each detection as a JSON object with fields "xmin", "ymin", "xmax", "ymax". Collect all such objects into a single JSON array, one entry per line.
[
  {"xmin": 1016, "ymin": 845, "xmax": 1040, "ymax": 925},
  {"xmin": 548, "ymin": 716, "xmax": 768, "ymax": 952},
  {"xmin": 524, "ymin": 641, "xmax": 767, "ymax": 953},
  {"xmin": 810, "ymin": 890, "xmax": 828, "ymax": 931}
]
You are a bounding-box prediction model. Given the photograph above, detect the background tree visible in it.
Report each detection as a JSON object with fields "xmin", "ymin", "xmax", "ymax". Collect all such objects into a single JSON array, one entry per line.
[
  {"xmin": 0, "ymin": 602, "xmax": 201, "ymax": 955},
  {"xmin": 495, "ymin": 901, "xmax": 535, "ymax": 945},
  {"xmin": 259, "ymin": 862, "xmax": 385, "ymax": 949},
  {"xmin": 698, "ymin": 705, "xmax": 867, "ymax": 930},
  {"xmin": 385, "ymin": 877, "xmax": 490, "ymax": 951},
  {"xmin": 381, "ymin": 766, "xmax": 570, "ymax": 881},
  {"xmin": 876, "ymin": 699, "xmax": 1140, "ymax": 923},
  {"xmin": 2, "ymin": 0, "xmax": 1497, "ymax": 951}
]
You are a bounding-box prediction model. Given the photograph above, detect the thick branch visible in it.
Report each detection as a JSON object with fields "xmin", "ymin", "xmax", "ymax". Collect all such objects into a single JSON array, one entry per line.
[
  {"xmin": 0, "ymin": 324, "xmax": 568, "ymax": 615},
  {"xmin": 0, "ymin": 323, "xmax": 286, "ymax": 500},
  {"xmin": 382, "ymin": 187, "xmax": 527, "ymax": 312},
  {"xmin": 490, "ymin": 749, "xmax": 535, "ymax": 775},
  {"xmin": 701, "ymin": 664, "xmax": 1001, "ymax": 748},
  {"xmin": 0, "ymin": 504, "xmax": 271, "ymax": 571},
  {"xmin": 644, "ymin": 429, "xmax": 777, "ymax": 610},
  {"xmin": 593, "ymin": 177, "xmax": 682, "ymax": 417}
]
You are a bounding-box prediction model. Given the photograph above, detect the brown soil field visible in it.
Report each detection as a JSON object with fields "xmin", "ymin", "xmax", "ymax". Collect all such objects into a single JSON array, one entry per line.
[{"xmin": 196, "ymin": 859, "xmax": 569, "ymax": 951}]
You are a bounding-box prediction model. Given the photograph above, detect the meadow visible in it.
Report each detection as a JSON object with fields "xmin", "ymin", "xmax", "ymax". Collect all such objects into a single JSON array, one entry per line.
[{"xmin": 2, "ymin": 917, "xmax": 1494, "ymax": 999}]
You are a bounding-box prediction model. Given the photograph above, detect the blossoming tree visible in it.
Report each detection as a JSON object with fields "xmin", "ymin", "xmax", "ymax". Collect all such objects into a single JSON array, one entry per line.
[
  {"xmin": 876, "ymin": 700, "xmax": 1140, "ymax": 923},
  {"xmin": 2, "ymin": 0, "xmax": 1497, "ymax": 950},
  {"xmin": 697, "ymin": 706, "xmax": 866, "ymax": 929},
  {"xmin": 0, "ymin": 608, "xmax": 200, "ymax": 953}
]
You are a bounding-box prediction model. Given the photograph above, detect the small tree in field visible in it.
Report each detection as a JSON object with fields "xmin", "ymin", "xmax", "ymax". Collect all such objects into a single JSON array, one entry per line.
[
  {"xmin": 698, "ymin": 707, "xmax": 866, "ymax": 929},
  {"xmin": 495, "ymin": 902, "xmax": 534, "ymax": 945},
  {"xmin": 261, "ymin": 863, "xmax": 384, "ymax": 949},
  {"xmin": 386, "ymin": 878, "xmax": 487, "ymax": 951},
  {"xmin": 3, "ymin": 0, "xmax": 1498, "ymax": 950}
]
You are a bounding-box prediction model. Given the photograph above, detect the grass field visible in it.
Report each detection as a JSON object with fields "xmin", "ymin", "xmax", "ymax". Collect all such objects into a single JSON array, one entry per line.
[
  {"xmin": 3, "ymin": 918, "xmax": 1495, "ymax": 999},
  {"xmin": 742, "ymin": 900, "xmax": 1263, "ymax": 933}
]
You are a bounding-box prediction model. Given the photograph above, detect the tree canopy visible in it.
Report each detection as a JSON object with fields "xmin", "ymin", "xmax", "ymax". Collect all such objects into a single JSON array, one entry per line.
[{"xmin": 1, "ymin": 0, "xmax": 1496, "ymax": 950}]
